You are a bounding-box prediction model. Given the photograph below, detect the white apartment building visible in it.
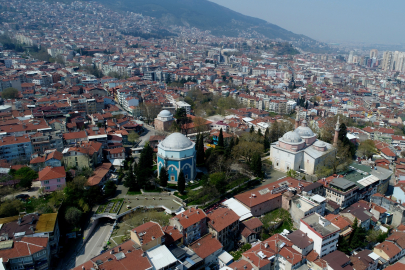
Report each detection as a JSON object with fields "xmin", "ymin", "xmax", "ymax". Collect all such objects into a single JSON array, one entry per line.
[
  {"xmin": 299, "ymin": 213, "xmax": 340, "ymax": 257},
  {"xmin": 175, "ymin": 101, "xmax": 191, "ymax": 115}
]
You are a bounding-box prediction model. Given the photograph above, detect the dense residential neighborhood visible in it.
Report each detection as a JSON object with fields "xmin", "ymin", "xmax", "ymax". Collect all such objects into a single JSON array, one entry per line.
[{"xmin": 0, "ymin": 1, "xmax": 405, "ymax": 270}]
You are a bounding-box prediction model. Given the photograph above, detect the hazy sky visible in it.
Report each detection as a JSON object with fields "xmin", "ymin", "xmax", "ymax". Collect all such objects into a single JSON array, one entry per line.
[{"xmin": 210, "ymin": 0, "xmax": 404, "ymax": 45}]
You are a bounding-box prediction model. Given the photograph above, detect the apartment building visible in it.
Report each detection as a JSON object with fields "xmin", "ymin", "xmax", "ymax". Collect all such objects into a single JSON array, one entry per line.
[
  {"xmin": 207, "ymin": 208, "xmax": 240, "ymax": 250},
  {"xmin": 300, "ymin": 213, "xmax": 340, "ymax": 257},
  {"xmin": 169, "ymin": 207, "xmax": 207, "ymax": 245},
  {"xmin": 0, "ymin": 135, "xmax": 33, "ymax": 162},
  {"xmin": 324, "ymin": 178, "xmax": 358, "ymax": 209}
]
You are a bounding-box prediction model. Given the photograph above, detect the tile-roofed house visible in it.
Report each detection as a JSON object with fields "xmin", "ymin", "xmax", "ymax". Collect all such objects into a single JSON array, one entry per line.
[
  {"xmin": 62, "ymin": 141, "xmax": 102, "ymax": 169},
  {"xmin": 240, "ymin": 217, "xmax": 263, "ymax": 244},
  {"xmin": 130, "ymin": 221, "xmax": 164, "ymax": 251},
  {"xmin": 73, "ymin": 240, "xmax": 152, "ymax": 270},
  {"xmin": 170, "ymin": 207, "xmax": 207, "ymax": 245},
  {"xmin": 373, "ymin": 240, "xmax": 402, "ymax": 264},
  {"xmin": 162, "ymin": 225, "xmax": 183, "ymax": 246},
  {"xmin": 286, "ymin": 229, "xmax": 314, "ymax": 256},
  {"xmin": 325, "ymin": 214, "xmax": 353, "ymax": 238},
  {"xmin": 322, "ymin": 250, "xmax": 353, "ymax": 270},
  {"xmin": 234, "ymin": 177, "xmax": 310, "ymax": 216},
  {"xmin": 38, "ymin": 166, "xmax": 66, "ymax": 192},
  {"xmin": 189, "ymin": 233, "xmax": 223, "ymax": 265},
  {"xmin": 241, "ymin": 234, "xmax": 304, "ymax": 270},
  {"xmin": 207, "ymin": 208, "xmax": 240, "ymax": 250},
  {"xmin": 0, "ymin": 237, "xmax": 50, "ymax": 270},
  {"xmin": 350, "ymin": 249, "xmax": 378, "ymax": 270},
  {"xmin": 87, "ymin": 163, "xmax": 112, "ymax": 186}
]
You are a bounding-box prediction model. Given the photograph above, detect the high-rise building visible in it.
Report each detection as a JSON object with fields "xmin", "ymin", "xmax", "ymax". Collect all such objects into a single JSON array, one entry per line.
[
  {"xmin": 370, "ymin": 49, "xmax": 378, "ymax": 59},
  {"xmin": 382, "ymin": 51, "xmax": 405, "ymax": 72},
  {"xmin": 347, "ymin": 51, "xmax": 354, "ymax": 63}
]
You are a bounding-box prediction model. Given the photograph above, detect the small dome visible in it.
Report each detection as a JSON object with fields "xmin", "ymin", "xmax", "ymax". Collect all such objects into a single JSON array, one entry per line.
[
  {"xmin": 280, "ymin": 131, "xmax": 303, "ymax": 143},
  {"xmin": 160, "ymin": 132, "xmax": 193, "ymax": 150},
  {"xmin": 158, "ymin": 110, "xmax": 172, "ymax": 117},
  {"xmin": 295, "ymin": 126, "xmax": 315, "ymax": 137},
  {"xmin": 313, "ymin": 141, "xmax": 326, "ymax": 147}
]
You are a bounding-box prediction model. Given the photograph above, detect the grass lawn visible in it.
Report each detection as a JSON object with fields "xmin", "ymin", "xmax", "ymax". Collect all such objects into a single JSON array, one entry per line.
[
  {"xmin": 174, "ymin": 192, "xmax": 188, "ymax": 200},
  {"xmin": 261, "ymin": 208, "xmax": 293, "ymax": 233},
  {"xmin": 167, "ymin": 183, "xmax": 177, "ymax": 188},
  {"xmin": 143, "ymin": 187, "xmax": 163, "ymax": 193}
]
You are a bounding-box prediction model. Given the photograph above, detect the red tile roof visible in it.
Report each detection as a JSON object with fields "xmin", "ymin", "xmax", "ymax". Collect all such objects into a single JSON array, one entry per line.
[
  {"xmin": 171, "ymin": 207, "xmax": 207, "ymax": 229},
  {"xmin": 189, "ymin": 233, "xmax": 222, "ymax": 259},
  {"xmin": 0, "ymin": 237, "xmax": 48, "ymax": 262},
  {"xmin": 208, "ymin": 208, "xmax": 239, "ymax": 232},
  {"xmin": 132, "ymin": 221, "xmax": 164, "ymax": 245},
  {"xmin": 38, "ymin": 166, "xmax": 66, "ymax": 181}
]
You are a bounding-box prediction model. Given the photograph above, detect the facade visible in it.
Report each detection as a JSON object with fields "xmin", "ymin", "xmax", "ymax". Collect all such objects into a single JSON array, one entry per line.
[
  {"xmin": 62, "ymin": 141, "xmax": 102, "ymax": 169},
  {"xmin": 0, "ymin": 135, "xmax": 33, "ymax": 162},
  {"xmin": 239, "ymin": 217, "xmax": 263, "ymax": 244},
  {"xmin": 234, "ymin": 177, "xmax": 310, "ymax": 217},
  {"xmin": 299, "ymin": 213, "xmax": 340, "ymax": 257},
  {"xmin": 207, "ymin": 208, "xmax": 240, "ymax": 250},
  {"xmin": 324, "ymin": 177, "xmax": 359, "ymax": 209},
  {"xmin": 154, "ymin": 110, "xmax": 174, "ymax": 132},
  {"xmin": 270, "ymin": 115, "xmax": 336, "ymax": 175},
  {"xmin": 169, "ymin": 207, "xmax": 207, "ymax": 245},
  {"xmin": 38, "ymin": 166, "xmax": 66, "ymax": 192},
  {"xmin": 0, "ymin": 237, "xmax": 50, "ymax": 270},
  {"xmin": 175, "ymin": 101, "xmax": 191, "ymax": 115},
  {"xmin": 130, "ymin": 221, "xmax": 164, "ymax": 251},
  {"xmin": 290, "ymin": 194, "xmax": 326, "ymax": 224},
  {"xmin": 157, "ymin": 132, "xmax": 196, "ymax": 183}
]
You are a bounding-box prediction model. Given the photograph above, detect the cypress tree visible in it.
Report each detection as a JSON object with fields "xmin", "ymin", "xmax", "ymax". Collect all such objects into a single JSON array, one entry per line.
[
  {"xmin": 257, "ymin": 129, "xmax": 262, "ymax": 137},
  {"xmin": 177, "ymin": 170, "xmax": 186, "ymax": 194},
  {"xmin": 250, "ymin": 125, "xmax": 254, "ymax": 134},
  {"xmin": 225, "ymin": 137, "xmax": 234, "ymax": 159},
  {"xmin": 159, "ymin": 167, "xmax": 168, "ymax": 188},
  {"xmin": 251, "ymin": 153, "xmax": 263, "ymax": 177},
  {"xmin": 235, "ymin": 137, "xmax": 239, "ymax": 145},
  {"xmin": 197, "ymin": 134, "xmax": 205, "ymax": 165},
  {"xmin": 218, "ymin": 128, "xmax": 224, "ymax": 148}
]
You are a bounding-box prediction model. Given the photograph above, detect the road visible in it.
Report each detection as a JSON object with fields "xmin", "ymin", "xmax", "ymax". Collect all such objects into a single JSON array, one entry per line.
[
  {"xmin": 5, "ymin": 181, "xmax": 41, "ymax": 200},
  {"xmin": 63, "ymin": 220, "xmax": 113, "ymax": 270}
]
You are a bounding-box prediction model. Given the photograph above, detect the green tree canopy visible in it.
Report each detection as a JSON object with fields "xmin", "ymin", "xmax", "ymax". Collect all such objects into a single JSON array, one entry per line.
[
  {"xmin": 177, "ymin": 170, "xmax": 186, "ymax": 194},
  {"xmin": 103, "ymin": 180, "xmax": 117, "ymax": 198},
  {"xmin": 65, "ymin": 207, "xmax": 82, "ymax": 225},
  {"xmin": 128, "ymin": 131, "xmax": 140, "ymax": 145},
  {"xmin": 1, "ymin": 87, "xmax": 19, "ymax": 99},
  {"xmin": 159, "ymin": 167, "xmax": 168, "ymax": 188}
]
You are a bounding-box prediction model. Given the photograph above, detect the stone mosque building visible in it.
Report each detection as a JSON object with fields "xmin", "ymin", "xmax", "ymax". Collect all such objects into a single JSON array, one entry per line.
[
  {"xmin": 270, "ymin": 112, "xmax": 339, "ymax": 175},
  {"xmin": 157, "ymin": 132, "xmax": 196, "ymax": 183},
  {"xmin": 154, "ymin": 110, "xmax": 174, "ymax": 131}
]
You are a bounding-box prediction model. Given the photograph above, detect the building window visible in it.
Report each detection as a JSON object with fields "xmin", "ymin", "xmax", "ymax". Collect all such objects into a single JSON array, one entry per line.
[
  {"xmin": 44, "ymin": 180, "xmax": 49, "ymax": 184},
  {"xmin": 171, "ymin": 176, "xmax": 175, "ymax": 181},
  {"xmin": 57, "ymin": 179, "xmax": 61, "ymax": 182},
  {"xmin": 45, "ymin": 187, "xmax": 50, "ymax": 190}
]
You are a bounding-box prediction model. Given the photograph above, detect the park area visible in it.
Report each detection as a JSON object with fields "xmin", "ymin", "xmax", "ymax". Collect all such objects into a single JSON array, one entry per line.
[
  {"xmin": 108, "ymin": 209, "xmax": 171, "ymax": 247},
  {"xmin": 96, "ymin": 199, "xmax": 124, "ymax": 215}
]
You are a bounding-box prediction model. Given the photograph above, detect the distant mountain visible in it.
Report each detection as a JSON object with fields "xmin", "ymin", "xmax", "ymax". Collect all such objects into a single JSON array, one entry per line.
[{"xmin": 86, "ymin": 0, "xmax": 311, "ymax": 41}]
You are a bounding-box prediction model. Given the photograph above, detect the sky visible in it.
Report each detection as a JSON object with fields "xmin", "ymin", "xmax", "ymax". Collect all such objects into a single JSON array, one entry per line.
[{"xmin": 210, "ymin": 0, "xmax": 404, "ymax": 45}]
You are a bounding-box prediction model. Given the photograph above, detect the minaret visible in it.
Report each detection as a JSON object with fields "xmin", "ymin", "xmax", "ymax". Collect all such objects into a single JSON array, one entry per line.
[
  {"xmin": 333, "ymin": 116, "xmax": 340, "ymax": 147},
  {"xmin": 295, "ymin": 107, "xmax": 300, "ymax": 129}
]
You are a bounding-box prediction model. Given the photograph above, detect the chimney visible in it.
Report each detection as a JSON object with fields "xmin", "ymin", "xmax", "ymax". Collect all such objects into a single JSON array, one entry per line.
[
  {"xmin": 110, "ymin": 249, "xmax": 115, "ymax": 254},
  {"xmin": 17, "ymin": 216, "xmax": 22, "ymax": 225}
]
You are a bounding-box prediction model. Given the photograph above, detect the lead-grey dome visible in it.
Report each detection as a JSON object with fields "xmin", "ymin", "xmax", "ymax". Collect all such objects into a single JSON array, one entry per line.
[
  {"xmin": 295, "ymin": 126, "xmax": 315, "ymax": 137},
  {"xmin": 158, "ymin": 110, "xmax": 172, "ymax": 117},
  {"xmin": 160, "ymin": 132, "xmax": 193, "ymax": 149},
  {"xmin": 280, "ymin": 131, "xmax": 303, "ymax": 143}
]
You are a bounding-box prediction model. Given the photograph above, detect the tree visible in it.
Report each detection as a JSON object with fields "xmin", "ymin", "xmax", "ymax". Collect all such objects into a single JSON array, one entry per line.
[
  {"xmin": 250, "ymin": 153, "xmax": 263, "ymax": 177},
  {"xmin": 337, "ymin": 236, "xmax": 351, "ymax": 254},
  {"xmin": 128, "ymin": 131, "xmax": 140, "ymax": 146},
  {"xmin": 103, "ymin": 180, "xmax": 117, "ymax": 198},
  {"xmin": 349, "ymin": 218, "xmax": 367, "ymax": 249},
  {"xmin": 124, "ymin": 163, "xmax": 137, "ymax": 190},
  {"xmin": 250, "ymin": 125, "xmax": 254, "ymax": 134},
  {"xmin": 357, "ymin": 140, "xmax": 377, "ymax": 159},
  {"xmin": 0, "ymin": 199, "xmax": 23, "ymax": 217},
  {"xmin": 159, "ymin": 167, "xmax": 168, "ymax": 188},
  {"xmin": 218, "ymin": 128, "xmax": 224, "ymax": 148},
  {"xmin": 257, "ymin": 129, "xmax": 262, "ymax": 137},
  {"xmin": 193, "ymin": 116, "xmax": 209, "ymax": 133},
  {"xmin": 209, "ymin": 172, "xmax": 227, "ymax": 193},
  {"xmin": 232, "ymin": 141, "xmax": 264, "ymax": 163},
  {"xmin": 1, "ymin": 87, "xmax": 19, "ymax": 99},
  {"xmin": 225, "ymin": 136, "xmax": 234, "ymax": 159},
  {"xmin": 65, "ymin": 207, "xmax": 82, "ymax": 226},
  {"xmin": 196, "ymin": 134, "xmax": 205, "ymax": 165},
  {"xmin": 14, "ymin": 167, "xmax": 38, "ymax": 189},
  {"xmin": 286, "ymin": 169, "xmax": 297, "ymax": 178},
  {"xmin": 177, "ymin": 170, "xmax": 186, "ymax": 194}
]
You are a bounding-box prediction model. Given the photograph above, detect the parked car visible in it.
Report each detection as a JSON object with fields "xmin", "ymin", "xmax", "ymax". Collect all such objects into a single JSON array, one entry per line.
[{"xmin": 15, "ymin": 194, "xmax": 30, "ymax": 201}]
